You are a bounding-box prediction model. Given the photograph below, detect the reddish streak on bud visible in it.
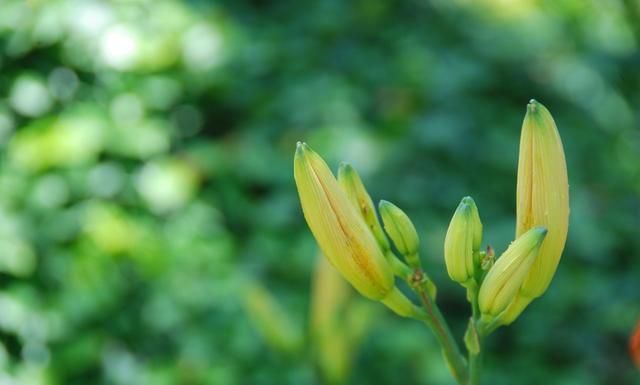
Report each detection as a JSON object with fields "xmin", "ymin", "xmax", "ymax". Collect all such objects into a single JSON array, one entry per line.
[{"xmin": 631, "ymin": 321, "xmax": 640, "ymax": 368}]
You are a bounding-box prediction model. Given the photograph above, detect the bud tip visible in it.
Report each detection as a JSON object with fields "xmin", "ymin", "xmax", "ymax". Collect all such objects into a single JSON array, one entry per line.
[
  {"xmin": 534, "ymin": 226, "xmax": 548, "ymax": 237},
  {"xmin": 461, "ymin": 196, "xmax": 474, "ymax": 205},
  {"xmin": 295, "ymin": 141, "xmax": 307, "ymax": 157},
  {"xmin": 338, "ymin": 161, "xmax": 352, "ymax": 173}
]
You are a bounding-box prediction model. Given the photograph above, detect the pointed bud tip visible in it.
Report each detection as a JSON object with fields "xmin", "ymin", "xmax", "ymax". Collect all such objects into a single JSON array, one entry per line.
[
  {"xmin": 295, "ymin": 141, "xmax": 309, "ymax": 158},
  {"xmin": 456, "ymin": 201, "xmax": 471, "ymax": 214},
  {"xmin": 529, "ymin": 226, "xmax": 548, "ymax": 243},
  {"xmin": 338, "ymin": 161, "xmax": 353, "ymax": 174},
  {"xmin": 533, "ymin": 226, "xmax": 548, "ymax": 236},
  {"xmin": 461, "ymin": 196, "xmax": 475, "ymax": 205}
]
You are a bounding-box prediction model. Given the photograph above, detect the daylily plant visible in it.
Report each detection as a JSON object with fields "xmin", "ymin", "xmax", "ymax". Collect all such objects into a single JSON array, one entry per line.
[{"xmin": 294, "ymin": 100, "xmax": 569, "ymax": 385}]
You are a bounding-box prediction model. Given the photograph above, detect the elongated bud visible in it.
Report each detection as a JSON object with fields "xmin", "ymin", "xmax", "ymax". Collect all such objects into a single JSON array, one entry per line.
[
  {"xmin": 294, "ymin": 142, "xmax": 394, "ymax": 300},
  {"xmin": 310, "ymin": 255, "xmax": 351, "ymax": 335},
  {"xmin": 244, "ymin": 283, "xmax": 303, "ymax": 353},
  {"xmin": 517, "ymin": 100, "xmax": 569, "ymax": 296},
  {"xmin": 379, "ymin": 200, "xmax": 420, "ymax": 268},
  {"xmin": 503, "ymin": 100, "xmax": 570, "ymax": 323},
  {"xmin": 444, "ymin": 197, "xmax": 482, "ymax": 288},
  {"xmin": 478, "ymin": 227, "xmax": 547, "ymax": 328},
  {"xmin": 337, "ymin": 163, "xmax": 390, "ymax": 251}
]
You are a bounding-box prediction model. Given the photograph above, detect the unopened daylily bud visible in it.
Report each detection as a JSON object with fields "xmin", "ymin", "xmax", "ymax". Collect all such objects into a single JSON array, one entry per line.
[
  {"xmin": 244, "ymin": 283, "xmax": 303, "ymax": 353},
  {"xmin": 379, "ymin": 200, "xmax": 420, "ymax": 268},
  {"xmin": 444, "ymin": 197, "xmax": 482, "ymax": 288},
  {"xmin": 478, "ymin": 227, "xmax": 547, "ymax": 327},
  {"xmin": 337, "ymin": 163, "xmax": 390, "ymax": 251},
  {"xmin": 502, "ymin": 100, "xmax": 570, "ymax": 323},
  {"xmin": 294, "ymin": 142, "xmax": 394, "ymax": 300}
]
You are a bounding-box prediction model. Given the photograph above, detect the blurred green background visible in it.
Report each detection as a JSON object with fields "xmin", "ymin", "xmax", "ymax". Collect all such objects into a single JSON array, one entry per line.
[{"xmin": 0, "ymin": 0, "xmax": 639, "ymax": 384}]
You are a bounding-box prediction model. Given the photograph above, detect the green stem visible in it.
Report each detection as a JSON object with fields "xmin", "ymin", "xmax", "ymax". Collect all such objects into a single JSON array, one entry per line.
[
  {"xmin": 467, "ymin": 287, "xmax": 482, "ymax": 385},
  {"xmin": 468, "ymin": 336, "xmax": 483, "ymax": 385},
  {"xmin": 388, "ymin": 252, "xmax": 413, "ymax": 282},
  {"xmin": 414, "ymin": 280, "xmax": 468, "ymax": 385}
]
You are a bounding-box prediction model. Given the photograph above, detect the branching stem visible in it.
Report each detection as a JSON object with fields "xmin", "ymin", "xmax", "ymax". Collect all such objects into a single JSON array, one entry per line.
[{"xmin": 412, "ymin": 270, "xmax": 469, "ymax": 385}]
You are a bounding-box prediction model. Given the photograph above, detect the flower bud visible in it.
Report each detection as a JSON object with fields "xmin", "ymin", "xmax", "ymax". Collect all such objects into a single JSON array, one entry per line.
[
  {"xmin": 444, "ymin": 197, "xmax": 482, "ymax": 288},
  {"xmin": 293, "ymin": 142, "xmax": 394, "ymax": 300},
  {"xmin": 337, "ymin": 163, "xmax": 390, "ymax": 252},
  {"xmin": 502, "ymin": 100, "xmax": 569, "ymax": 323},
  {"xmin": 243, "ymin": 283, "xmax": 303, "ymax": 353},
  {"xmin": 310, "ymin": 255, "xmax": 351, "ymax": 336},
  {"xmin": 478, "ymin": 227, "xmax": 547, "ymax": 326},
  {"xmin": 379, "ymin": 200, "xmax": 420, "ymax": 268}
]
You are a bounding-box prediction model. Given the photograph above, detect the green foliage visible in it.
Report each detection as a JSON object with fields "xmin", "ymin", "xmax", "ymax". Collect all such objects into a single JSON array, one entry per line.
[{"xmin": 0, "ymin": 0, "xmax": 638, "ymax": 384}]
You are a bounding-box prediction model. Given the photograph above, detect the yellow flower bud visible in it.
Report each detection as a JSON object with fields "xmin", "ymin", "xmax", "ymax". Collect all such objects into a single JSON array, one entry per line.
[
  {"xmin": 444, "ymin": 197, "xmax": 482, "ymax": 288},
  {"xmin": 337, "ymin": 163, "xmax": 390, "ymax": 251},
  {"xmin": 293, "ymin": 142, "xmax": 394, "ymax": 300},
  {"xmin": 378, "ymin": 200, "xmax": 420, "ymax": 267},
  {"xmin": 310, "ymin": 255, "xmax": 351, "ymax": 336},
  {"xmin": 501, "ymin": 100, "xmax": 569, "ymax": 323},
  {"xmin": 243, "ymin": 283, "xmax": 303, "ymax": 353},
  {"xmin": 478, "ymin": 227, "xmax": 547, "ymax": 325}
]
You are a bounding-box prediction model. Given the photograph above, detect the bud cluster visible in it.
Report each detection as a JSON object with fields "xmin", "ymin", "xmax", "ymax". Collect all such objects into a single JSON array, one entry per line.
[{"xmin": 293, "ymin": 99, "xmax": 569, "ymax": 362}]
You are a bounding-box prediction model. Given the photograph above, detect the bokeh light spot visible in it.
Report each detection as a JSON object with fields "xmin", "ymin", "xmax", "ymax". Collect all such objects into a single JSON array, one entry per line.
[
  {"xmin": 100, "ymin": 25, "xmax": 139, "ymax": 70},
  {"xmin": 9, "ymin": 76, "xmax": 52, "ymax": 117},
  {"xmin": 182, "ymin": 23, "xmax": 224, "ymax": 71}
]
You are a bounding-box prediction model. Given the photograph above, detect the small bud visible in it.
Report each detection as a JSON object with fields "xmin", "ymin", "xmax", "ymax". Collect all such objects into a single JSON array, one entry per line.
[
  {"xmin": 478, "ymin": 227, "xmax": 547, "ymax": 327},
  {"xmin": 294, "ymin": 142, "xmax": 395, "ymax": 300},
  {"xmin": 481, "ymin": 246, "xmax": 495, "ymax": 271},
  {"xmin": 464, "ymin": 318, "xmax": 480, "ymax": 355},
  {"xmin": 444, "ymin": 197, "xmax": 483, "ymax": 288},
  {"xmin": 379, "ymin": 200, "xmax": 421, "ymax": 268},
  {"xmin": 337, "ymin": 163, "xmax": 390, "ymax": 251}
]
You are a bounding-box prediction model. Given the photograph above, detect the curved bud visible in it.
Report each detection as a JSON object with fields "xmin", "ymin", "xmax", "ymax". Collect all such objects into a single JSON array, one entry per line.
[
  {"xmin": 337, "ymin": 163, "xmax": 390, "ymax": 251},
  {"xmin": 516, "ymin": 100, "xmax": 569, "ymax": 300},
  {"xmin": 379, "ymin": 200, "xmax": 420, "ymax": 268},
  {"xmin": 444, "ymin": 199, "xmax": 477, "ymax": 288},
  {"xmin": 478, "ymin": 227, "xmax": 547, "ymax": 326},
  {"xmin": 294, "ymin": 142, "xmax": 394, "ymax": 300}
]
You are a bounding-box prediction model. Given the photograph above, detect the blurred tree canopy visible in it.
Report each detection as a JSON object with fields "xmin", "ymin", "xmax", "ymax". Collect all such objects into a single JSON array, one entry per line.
[{"xmin": 0, "ymin": 0, "xmax": 639, "ymax": 384}]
